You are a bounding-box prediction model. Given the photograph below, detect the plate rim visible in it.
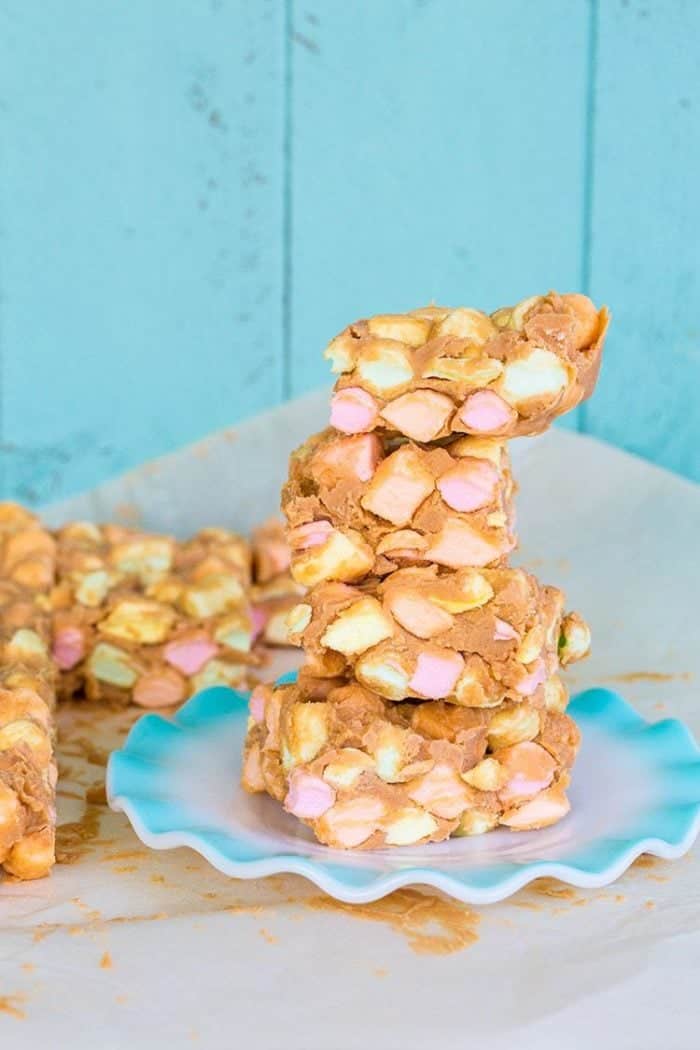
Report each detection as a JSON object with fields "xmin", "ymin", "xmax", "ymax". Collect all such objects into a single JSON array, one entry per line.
[{"xmin": 107, "ymin": 685, "xmax": 700, "ymax": 905}]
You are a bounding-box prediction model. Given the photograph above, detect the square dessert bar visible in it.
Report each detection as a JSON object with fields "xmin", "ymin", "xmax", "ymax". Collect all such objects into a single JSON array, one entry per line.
[
  {"xmin": 51, "ymin": 522, "xmax": 261, "ymax": 706},
  {"xmin": 286, "ymin": 566, "xmax": 589, "ymax": 704},
  {"xmin": 328, "ymin": 294, "xmax": 609, "ymax": 442},
  {"xmin": 283, "ymin": 429, "xmax": 516, "ymax": 586},
  {"xmin": 242, "ymin": 678, "xmax": 579, "ymax": 848},
  {"xmin": 0, "ymin": 505, "xmax": 298, "ymax": 881},
  {"xmin": 0, "ymin": 505, "xmax": 58, "ymax": 879}
]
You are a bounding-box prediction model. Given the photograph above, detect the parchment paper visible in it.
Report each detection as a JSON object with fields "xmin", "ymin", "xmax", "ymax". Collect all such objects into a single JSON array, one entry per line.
[{"xmin": 1, "ymin": 389, "xmax": 698, "ymax": 1050}]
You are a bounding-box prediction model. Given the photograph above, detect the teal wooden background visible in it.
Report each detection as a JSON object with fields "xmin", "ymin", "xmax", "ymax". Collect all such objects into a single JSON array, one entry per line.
[{"xmin": 0, "ymin": 0, "xmax": 698, "ymax": 505}]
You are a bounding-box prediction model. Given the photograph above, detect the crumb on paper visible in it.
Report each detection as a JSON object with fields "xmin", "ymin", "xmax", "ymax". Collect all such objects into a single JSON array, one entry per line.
[
  {"xmin": 528, "ymin": 878, "xmax": 584, "ymax": 903},
  {"xmin": 20, "ymin": 963, "xmax": 35, "ymax": 974},
  {"xmin": 259, "ymin": 927, "xmax": 278, "ymax": 945},
  {"xmin": 33, "ymin": 911, "xmax": 170, "ymax": 946},
  {"xmin": 644, "ymin": 900, "xmax": 656, "ymax": 910},
  {"xmin": 69, "ymin": 738, "xmax": 111, "ymax": 767},
  {"xmin": 223, "ymin": 903, "xmax": 267, "ymax": 917},
  {"xmin": 374, "ymin": 967, "xmax": 388, "ymax": 977},
  {"xmin": 0, "ymin": 995, "xmax": 26, "ymax": 1020},
  {"xmin": 99, "ymin": 952, "xmax": 113, "ymax": 970},
  {"xmin": 102, "ymin": 849, "xmax": 147, "ymax": 863},
  {"xmin": 305, "ymin": 889, "xmax": 480, "ymax": 957},
  {"xmin": 633, "ymin": 854, "xmax": 658, "ymax": 869},
  {"xmin": 55, "ymin": 803, "xmax": 104, "ymax": 865},
  {"xmin": 631, "ymin": 854, "xmax": 673, "ymax": 882},
  {"xmin": 86, "ymin": 782, "xmax": 108, "ymax": 806},
  {"xmin": 606, "ymin": 671, "xmax": 692, "ymax": 683},
  {"xmin": 70, "ymin": 898, "xmax": 102, "ymax": 923}
]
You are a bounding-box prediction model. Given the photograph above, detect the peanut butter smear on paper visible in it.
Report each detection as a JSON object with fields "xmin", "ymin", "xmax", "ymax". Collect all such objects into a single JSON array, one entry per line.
[
  {"xmin": 55, "ymin": 803, "xmax": 104, "ymax": 865},
  {"xmin": 606, "ymin": 671, "xmax": 693, "ymax": 683},
  {"xmin": 0, "ymin": 995, "xmax": 26, "ymax": 1020},
  {"xmin": 305, "ymin": 888, "xmax": 480, "ymax": 956}
]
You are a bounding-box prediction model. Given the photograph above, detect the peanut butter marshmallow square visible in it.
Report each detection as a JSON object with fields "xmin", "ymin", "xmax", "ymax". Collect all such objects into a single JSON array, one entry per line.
[
  {"xmin": 0, "ymin": 503, "xmax": 58, "ymax": 880},
  {"xmin": 327, "ymin": 293, "xmax": 609, "ymax": 443},
  {"xmin": 284, "ymin": 429, "xmax": 516, "ymax": 586},
  {"xmin": 50, "ymin": 522, "xmax": 258, "ymax": 707},
  {"xmin": 242, "ymin": 678, "xmax": 579, "ymax": 848},
  {"xmin": 287, "ymin": 566, "xmax": 590, "ymax": 705}
]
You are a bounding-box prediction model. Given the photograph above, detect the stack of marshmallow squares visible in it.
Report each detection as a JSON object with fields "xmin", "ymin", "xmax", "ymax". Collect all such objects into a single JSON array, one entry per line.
[{"xmin": 243, "ymin": 291, "xmax": 610, "ymax": 849}]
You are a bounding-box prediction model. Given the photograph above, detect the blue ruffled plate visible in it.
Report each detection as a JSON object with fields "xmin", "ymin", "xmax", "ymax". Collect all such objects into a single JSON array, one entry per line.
[{"xmin": 107, "ymin": 683, "xmax": 700, "ymax": 904}]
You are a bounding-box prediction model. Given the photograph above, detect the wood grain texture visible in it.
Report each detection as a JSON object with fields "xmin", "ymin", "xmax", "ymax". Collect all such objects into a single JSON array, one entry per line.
[
  {"xmin": 0, "ymin": 0, "xmax": 285, "ymax": 503},
  {"xmin": 586, "ymin": 0, "xmax": 700, "ymax": 481},
  {"xmin": 0, "ymin": 1, "xmax": 698, "ymax": 503},
  {"xmin": 287, "ymin": 0, "xmax": 591, "ymax": 424}
]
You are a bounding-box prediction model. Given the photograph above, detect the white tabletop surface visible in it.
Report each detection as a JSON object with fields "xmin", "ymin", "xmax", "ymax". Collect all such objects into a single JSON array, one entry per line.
[{"xmin": 2, "ymin": 391, "xmax": 698, "ymax": 1050}]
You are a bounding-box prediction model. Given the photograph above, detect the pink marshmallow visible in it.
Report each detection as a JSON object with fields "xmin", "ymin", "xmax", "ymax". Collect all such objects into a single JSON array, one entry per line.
[
  {"xmin": 361, "ymin": 448, "xmax": 434, "ymax": 525},
  {"xmin": 457, "ymin": 390, "xmax": 516, "ymax": 434},
  {"xmin": 503, "ymin": 787, "xmax": 570, "ymax": 829},
  {"xmin": 52, "ymin": 625, "xmax": 85, "ymax": 671},
  {"xmin": 316, "ymin": 433, "xmax": 382, "ymax": 483},
  {"xmin": 284, "ymin": 770, "xmax": 336, "ymax": 820},
  {"xmin": 250, "ymin": 605, "xmax": 269, "ymax": 642},
  {"xmin": 350, "ymin": 434, "xmax": 383, "ymax": 481},
  {"xmin": 288, "ymin": 520, "xmax": 334, "ymax": 551},
  {"xmin": 164, "ymin": 637, "xmax": 219, "ymax": 676},
  {"xmin": 380, "ymin": 390, "xmax": 454, "ymax": 441},
  {"xmin": 249, "ymin": 686, "xmax": 267, "ymax": 723},
  {"xmin": 330, "ymin": 387, "xmax": 379, "ymax": 434},
  {"xmin": 437, "ymin": 458, "xmax": 499, "ymax": 512},
  {"xmin": 494, "ymin": 617, "xmax": 519, "ymax": 642},
  {"xmin": 498, "ymin": 743, "xmax": 556, "ymax": 804},
  {"xmin": 262, "ymin": 541, "xmax": 291, "ymax": 576},
  {"xmin": 516, "ymin": 657, "xmax": 547, "ymax": 696},
  {"xmin": 409, "ymin": 649, "xmax": 464, "ymax": 699},
  {"xmin": 426, "ymin": 518, "xmax": 503, "ymax": 568},
  {"xmin": 133, "ymin": 671, "xmax": 187, "ymax": 709},
  {"xmin": 407, "ymin": 764, "xmax": 470, "ymax": 819},
  {"xmin": 386, "ymin": 592, "xmax": 453, "ymax": 639},
  {"xmin": 320, "ymin": 797, "xmax": 386, "ymax": 848}
]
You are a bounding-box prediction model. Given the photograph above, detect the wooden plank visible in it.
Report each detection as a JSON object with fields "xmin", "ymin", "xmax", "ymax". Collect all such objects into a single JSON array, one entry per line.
[
  {"xmin": 0, "ymin": 0, "xmax": 285, "ymax": 503},
  {"xmin": 288, "ymin": 0, "xmax": 591, "ymax": 430},
  {"xmin": 586, "ymin": 0, "xmax": 700, "ymax": 481}
]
